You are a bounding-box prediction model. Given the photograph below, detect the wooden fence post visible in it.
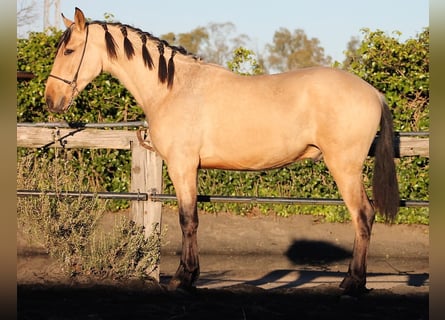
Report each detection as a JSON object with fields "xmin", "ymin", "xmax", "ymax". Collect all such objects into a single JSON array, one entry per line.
[{"xmin": 130, "ymin": 140, "xmax": 163, "ymax": 280}]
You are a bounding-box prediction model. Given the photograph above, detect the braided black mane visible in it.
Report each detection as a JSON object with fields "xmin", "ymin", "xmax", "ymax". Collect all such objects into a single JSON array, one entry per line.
[{"xmin": 88, "ymin": 21, "xmax": 200, "ymax": 88}]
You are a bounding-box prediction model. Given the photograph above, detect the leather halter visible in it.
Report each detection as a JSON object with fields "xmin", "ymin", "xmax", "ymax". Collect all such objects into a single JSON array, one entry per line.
[{"xmin": 48, "ymin": 24, "xmax": 90, "ymax": 107}]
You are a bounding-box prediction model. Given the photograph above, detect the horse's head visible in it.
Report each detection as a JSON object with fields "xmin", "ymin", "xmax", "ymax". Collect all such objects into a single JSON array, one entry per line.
[{"xmin": 45, "ymin": 8, "xmax": 101, "ymax": 113}]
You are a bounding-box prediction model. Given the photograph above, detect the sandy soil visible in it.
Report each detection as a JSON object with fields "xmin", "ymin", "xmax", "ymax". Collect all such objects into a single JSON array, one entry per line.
[{"xmin": 17, "ymin": 208, "xmax": 429, "ymax": 319}]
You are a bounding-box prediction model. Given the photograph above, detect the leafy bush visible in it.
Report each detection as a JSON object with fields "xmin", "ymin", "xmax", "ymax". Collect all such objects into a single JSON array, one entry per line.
[
  {"xmin": 17, "ymin": 28, "xmax": 428, "ymax": 224},
  {"xmin": 345, "ymin": 28, "xmax": 429, "ymax": 132}
]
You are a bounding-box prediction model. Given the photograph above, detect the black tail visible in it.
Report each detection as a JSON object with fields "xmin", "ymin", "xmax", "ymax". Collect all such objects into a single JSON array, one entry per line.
[{"xmin": 372, "ymin": 95, "xmax": 400, "ymax": 222}]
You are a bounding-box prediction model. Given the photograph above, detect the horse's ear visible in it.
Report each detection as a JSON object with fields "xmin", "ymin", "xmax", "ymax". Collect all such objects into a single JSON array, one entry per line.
[
  {"xmin": 73, "ymin": 7, "xmax": 87, "ymax": 32},
  {"xmin": 62, "ymin": 13, "xmax": 73, "ymax": 29}
]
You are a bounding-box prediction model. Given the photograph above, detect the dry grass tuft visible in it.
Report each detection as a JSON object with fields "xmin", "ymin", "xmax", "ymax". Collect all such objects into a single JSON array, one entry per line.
[{"xmin": 17, "ymin": 150, "xmax": 161, "ymax": 279}]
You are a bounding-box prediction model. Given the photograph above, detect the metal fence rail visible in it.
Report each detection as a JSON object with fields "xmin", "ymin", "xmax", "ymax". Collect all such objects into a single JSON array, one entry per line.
[
  {"xmin": 16, "ymin": 190, "xmax": 148, "ymax": 201},
  {"xmin": 151, "ymin": 193, "xmax": 428, "ymax": 207},
  {"xmin": 16, "ymin": 189, "xmax": 429, "ymax": 207}
]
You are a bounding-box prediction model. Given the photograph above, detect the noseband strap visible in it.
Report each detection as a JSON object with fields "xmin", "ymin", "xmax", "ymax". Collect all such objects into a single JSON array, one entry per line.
[{"xmin": 48, "ymin": 24, "xmax": 90, "ymax": 105}]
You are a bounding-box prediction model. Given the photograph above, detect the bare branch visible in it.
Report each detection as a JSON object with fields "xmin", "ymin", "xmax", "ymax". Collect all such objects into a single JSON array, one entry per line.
[{"xmin": 17, "ymin": 0, "xmax": 39, "ymax": 28}]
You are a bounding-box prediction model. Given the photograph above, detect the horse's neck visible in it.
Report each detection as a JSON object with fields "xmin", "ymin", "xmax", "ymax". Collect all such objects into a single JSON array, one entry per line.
[
  {"xmin": 102, "ymin": 51, "xmax": 168, "ymax": 110},
  {"xmin": 96, "ymin": 23, "xmax": 234, "ymax": 112}
]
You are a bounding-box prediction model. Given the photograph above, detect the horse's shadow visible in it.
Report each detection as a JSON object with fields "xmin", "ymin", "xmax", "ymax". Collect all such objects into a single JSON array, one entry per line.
[
  {"xmin": 244, "ymin": 239, "xmax": 352, "ymax": 289},
  {"xmin": 245, "ymin": 239, "xmax": 428, "ymax": 289},
  {"xmin": 284, "ymin": 239, "xmax": 351, "ymax": 265},
  {"xmin": 193, "ymin": 239, "xmax": 428, "ymax": 290}
]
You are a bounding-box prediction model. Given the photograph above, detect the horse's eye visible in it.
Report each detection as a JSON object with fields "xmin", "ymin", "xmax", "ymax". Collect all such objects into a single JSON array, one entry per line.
[{"xmin": 64, "ymin": 49, "xmax": 74, "ymax": 55}]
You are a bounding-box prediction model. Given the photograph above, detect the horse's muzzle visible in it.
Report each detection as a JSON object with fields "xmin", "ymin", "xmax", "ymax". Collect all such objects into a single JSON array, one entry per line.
[{"xmin": 45, "ymin": 95, "xmax": 66, "ymax": 113}]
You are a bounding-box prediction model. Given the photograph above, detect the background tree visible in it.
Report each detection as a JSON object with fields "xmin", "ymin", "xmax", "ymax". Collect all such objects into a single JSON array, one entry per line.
[
  {"xmin": 17, "ymin": 0, "xmax": 39, "ymax": 38},
  {"xmin": 227, "ymin": 47, "xmax": 264, "ymax": 76},
  {"xmin": 201, "ymin": 22, "xmax": 250, "ymax": 65},
  {"xmin": 161, "ymin": 26, "xmax": 208, "ymax": 56},
  {"xmin": 162, "ymin": 22, "xmax": 249, "ymax": 65},
  {"xmin": 266, "ymin": 27, "xmax": 332, "ymax": 72},
  {"xmin": 341, "ymin": 36, "xmax": 360, "ymax": 69}
]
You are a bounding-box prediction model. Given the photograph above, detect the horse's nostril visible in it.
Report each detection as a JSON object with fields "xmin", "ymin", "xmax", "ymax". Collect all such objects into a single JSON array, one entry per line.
[{"xmin": 45, "ymin": 96, "xmax": 53, "ymax": 110}]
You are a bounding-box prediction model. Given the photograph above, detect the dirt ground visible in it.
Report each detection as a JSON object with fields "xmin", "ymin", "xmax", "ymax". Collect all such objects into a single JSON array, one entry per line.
[{"xmin": 17, "ymin": 208, "xmax": 429, "ymax": 319}]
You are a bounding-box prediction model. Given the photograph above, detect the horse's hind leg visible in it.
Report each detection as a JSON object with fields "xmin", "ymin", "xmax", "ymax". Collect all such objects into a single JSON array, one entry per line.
[
  {"xmin": 324, "ymin": 156, "xmax": 375, "ymax": 295},
  {"xmin": 166, "ymin": 160, "xmax": 200, "ymax": 291},
  {"xmin": 339, "ymin": 183, "xmax": 375, "ymax": 295}
]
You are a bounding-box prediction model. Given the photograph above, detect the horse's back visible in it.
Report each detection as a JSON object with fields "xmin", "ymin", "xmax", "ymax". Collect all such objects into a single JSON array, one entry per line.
[
  {"xmin": 195, "ymin": 67, "xmax": 382, "ymax": 170},
  {"xmin": 201, "ymin": 66, "xmax": 381, "ymax": 130}
]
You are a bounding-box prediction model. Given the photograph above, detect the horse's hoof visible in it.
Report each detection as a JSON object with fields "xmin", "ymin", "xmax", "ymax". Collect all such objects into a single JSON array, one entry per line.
[
  {"xmin": 339, "ymin": 276, "xmax": 371, "ymax": 297},
  {"xmin": 340, "ymin": 284, "xmax": 372, "ymax": 298},
  {"xmin": 167, "ymin": 278, "xmax": 196, "ymax": 294},
  {"xmin": 166, "ymin": 278, "xmax": 181, "ymax": 292}
]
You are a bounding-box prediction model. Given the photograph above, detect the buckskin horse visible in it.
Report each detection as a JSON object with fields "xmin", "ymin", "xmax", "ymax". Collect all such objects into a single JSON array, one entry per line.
[{"xmin": 45, "ymin": 8, "xmax": 399, "ymax": 296}]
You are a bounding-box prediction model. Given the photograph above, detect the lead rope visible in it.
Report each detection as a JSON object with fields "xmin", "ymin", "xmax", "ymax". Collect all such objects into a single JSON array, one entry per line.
[{"xmin": 136, "ymin": 127, "xmax": 156, "ymax": 152}]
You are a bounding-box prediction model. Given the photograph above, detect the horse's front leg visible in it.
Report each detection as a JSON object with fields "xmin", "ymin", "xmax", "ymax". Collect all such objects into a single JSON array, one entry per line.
[{"xmin": 166, "ymin": 162, "xmax": 200, "ymax": 291}]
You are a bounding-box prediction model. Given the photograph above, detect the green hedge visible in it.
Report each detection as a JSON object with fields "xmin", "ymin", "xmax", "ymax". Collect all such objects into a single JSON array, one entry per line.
[{"xmin": 17, "ymin": 28, "xmax": 429, "ymax": 223}]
